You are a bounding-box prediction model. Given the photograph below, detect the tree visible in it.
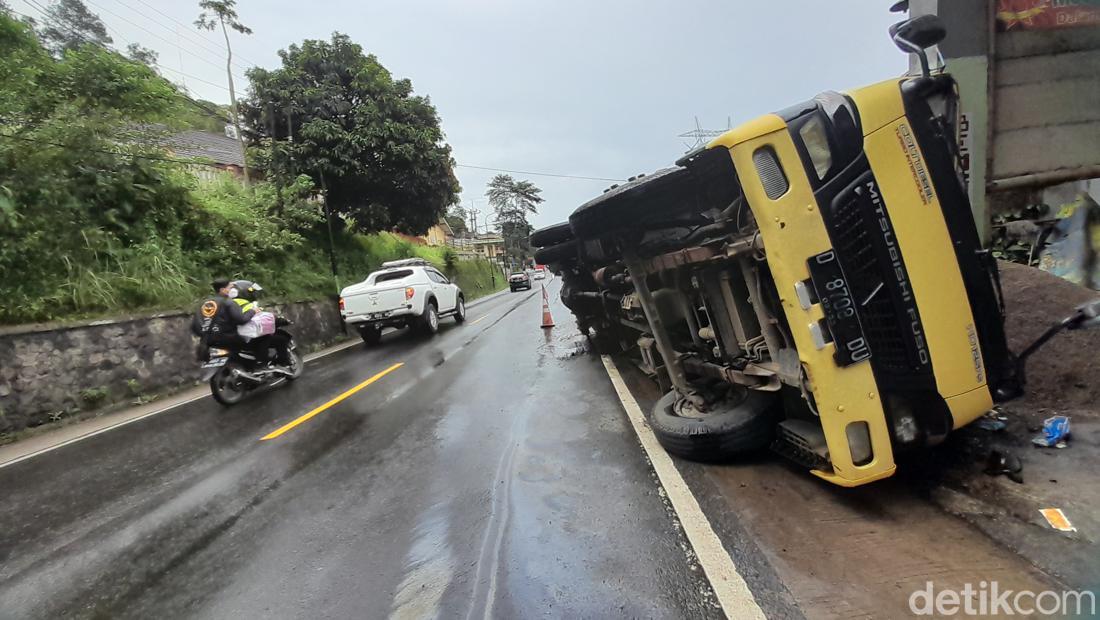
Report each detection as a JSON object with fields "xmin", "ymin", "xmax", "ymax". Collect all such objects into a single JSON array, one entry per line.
[
  {"xmin": 241, "ymin": 33, "xmax": 460, "ymax": 234},
  {"xmin": 38, "ymin": 0, "xmax": 112, "ymax": 55},
  {"xmin": 0, "ymin": 13, "xmax": 194, "ymax": 321},
  {"xmin": 195, "ymin": 0, "xmax": 250, "ymax": 185},
  {"xmin": 125, "ymin": 42, "xmax": 157, "ymax": 67},
  {"xmin": 486, "ymin": 174, "xmax": 542, "ymax": 267},
  {"xmin": 444, "ymin": 205, "xmax": 468, "ymax": 235}
]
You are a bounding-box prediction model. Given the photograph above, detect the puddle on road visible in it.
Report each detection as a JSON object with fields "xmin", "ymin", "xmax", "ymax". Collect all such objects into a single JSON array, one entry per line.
[{"xmin": 537, "ymin": 332, "xmax": 591, "ymax": 361}]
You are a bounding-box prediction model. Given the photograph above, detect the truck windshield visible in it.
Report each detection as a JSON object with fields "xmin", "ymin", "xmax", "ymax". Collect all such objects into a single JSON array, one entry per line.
[{"xmin": 370, "ymin": 269, "xmax": 414, "ymax": 284}]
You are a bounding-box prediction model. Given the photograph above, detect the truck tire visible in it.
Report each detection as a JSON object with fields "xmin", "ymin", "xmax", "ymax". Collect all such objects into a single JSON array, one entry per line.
[
  {"xmin": 534, "ymin": 239, "xmax": 579, "ymax": 266},
  {"xmin": 530, "ymin": 221, "xmax": 574, "ymax": 247},
  {"xmin": 359, "ymin": 324, "xmax": 381, "ymax": 346},
  {"xmin": 647, "ymin": 388, "xmax": 778, "ymax": 462},
  {"xmin": 419, "ymin": 300, "xmax": 439, "ymax": 335},
  {"xmin": 569, "ymin": 167, "xmax": 698, "ymax": 240}
]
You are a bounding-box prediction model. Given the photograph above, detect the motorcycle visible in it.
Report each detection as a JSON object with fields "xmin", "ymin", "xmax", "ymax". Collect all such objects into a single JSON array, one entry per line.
[{"xmin": 200, "ymin": 325, "xmax": 304, "ymax": 406}]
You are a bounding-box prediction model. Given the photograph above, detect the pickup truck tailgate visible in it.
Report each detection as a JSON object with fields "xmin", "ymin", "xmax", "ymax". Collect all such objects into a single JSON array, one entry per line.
[{"xmin": 343, "ymin": 286, "xmax": 408, "ymax": 320}]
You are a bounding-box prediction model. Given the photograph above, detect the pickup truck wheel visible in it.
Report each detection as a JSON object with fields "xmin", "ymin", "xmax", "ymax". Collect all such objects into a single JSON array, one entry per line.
[
  {"xmin": 420, "ymin": 302, "xmax": 439, "ymax": 335},
  {"xmin": 359, "ymin": 325, "xmax": 381, "ymax": 346},
  {"xmin": 647, "ymin": 388, "xmax": 778, "ymax": 462},
  {"xmin": 530, "ymin": 221, "xmax": 574, "ymax": 247},
  {"xmin": 453, "ymin": 296, "xmax": 466, "ymax": 323},
  {"xmin": 569, "ymin": 167, "xmax": 698, "ymax": 240}
]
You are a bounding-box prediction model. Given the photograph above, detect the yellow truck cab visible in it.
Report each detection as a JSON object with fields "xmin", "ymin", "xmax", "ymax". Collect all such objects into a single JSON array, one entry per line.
[
  {"xmin": 709, "ymin": 73, "xmax": 1015, "ymax": 485},
  {"xmin": 539, "ymin": 14, "xmax": 1095, "ymax": 487}
]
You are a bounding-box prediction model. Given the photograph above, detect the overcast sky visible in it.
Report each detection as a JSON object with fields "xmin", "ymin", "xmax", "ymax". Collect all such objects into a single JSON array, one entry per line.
[{"xmin": 14, "ymin": 0, "xmax": 907, "ymax": 230}]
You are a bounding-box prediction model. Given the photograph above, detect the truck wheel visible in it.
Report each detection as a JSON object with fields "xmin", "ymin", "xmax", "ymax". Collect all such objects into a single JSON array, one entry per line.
[
  {"xmin": 419, "ymin": 301, "xmax": 439, "ymax": 335},
  {"xmin": 534, "ymin": 239, "xmax": 579, "ymax": 266},
  {"xmin": 569, "ymin": 167, "xmax": 697, "ymax": 240},
  {"xmin": 359, "ymin": 325, "xmax": 381, "ymax": 346},
  {"xmin": 530, "ymin": 221, "xmax": 574, "ymax": 247},
  {"xmin": 647, "ymin": 388, "xmax": 778, "ymax": 462}
]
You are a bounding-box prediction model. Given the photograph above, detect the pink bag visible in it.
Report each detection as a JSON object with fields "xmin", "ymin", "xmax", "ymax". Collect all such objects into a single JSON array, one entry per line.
[{"xmin": 238, "ymin": 311, "xmax": 276, "ymax": 340}]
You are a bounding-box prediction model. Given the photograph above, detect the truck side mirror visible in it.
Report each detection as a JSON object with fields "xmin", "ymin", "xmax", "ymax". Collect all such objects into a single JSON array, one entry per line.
[{"xmin": 890, "ymin": 14, "xmax": 947, "ymax": 77}]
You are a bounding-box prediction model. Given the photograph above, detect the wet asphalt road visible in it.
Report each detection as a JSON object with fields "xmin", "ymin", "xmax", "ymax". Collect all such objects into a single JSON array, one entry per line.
[
  {"xmin": 0, "ymin": 280, "xmax": 726, "ymax": 619},
  {"xmin": 1, "ymin": 278, "xmax": 1072, "ymax": 620}
]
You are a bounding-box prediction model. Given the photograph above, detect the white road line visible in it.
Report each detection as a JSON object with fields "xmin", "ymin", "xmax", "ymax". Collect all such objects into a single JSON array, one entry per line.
[
  {"xmin": 0, "ymin": 338, "xmax": 363, "ymax": 470},
  {"xmin": 600, "ymin": 355, "xmax": 765, "ymax": 620}
]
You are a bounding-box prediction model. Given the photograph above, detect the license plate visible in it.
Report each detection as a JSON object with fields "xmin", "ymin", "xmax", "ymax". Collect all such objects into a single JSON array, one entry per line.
[
  {"xmin": 202, "ymin": 352, "xmax": 228, "ymax": 369},
  {"xmin": 807, "ymin": 250, "xmax": 871, "ymax": 366}
]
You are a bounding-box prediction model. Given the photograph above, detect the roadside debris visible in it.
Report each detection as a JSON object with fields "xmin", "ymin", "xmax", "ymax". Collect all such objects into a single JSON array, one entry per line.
[
  {"xmin": 975, "ymin": 417, "xmax": 1006, "ymax": 432},
  {"xmin": 984, "ymin": 449, "xmax": 1024, "ymax": 484},
  {"xmin": 1039, "ymin": 507, "xmax": 1077, "ymax": 533},
  {"xmin": 1032, "ymin": 415, "xmax": 1071, "ymax": 448}
]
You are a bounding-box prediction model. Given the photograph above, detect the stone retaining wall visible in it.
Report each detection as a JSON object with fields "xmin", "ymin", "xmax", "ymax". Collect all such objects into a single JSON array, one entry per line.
[{"xmin": 0, "ymin": 299, "xmax": 346, "ymax": 434}]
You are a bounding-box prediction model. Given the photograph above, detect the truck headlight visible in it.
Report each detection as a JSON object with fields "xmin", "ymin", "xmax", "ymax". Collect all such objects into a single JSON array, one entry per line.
[{"xmin": 798, "ymin": 115, "xmax": 833, "ymax": 180}]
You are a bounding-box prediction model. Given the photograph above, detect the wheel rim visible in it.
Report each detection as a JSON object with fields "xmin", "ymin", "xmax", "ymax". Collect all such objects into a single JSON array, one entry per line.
[
  {"xmin": 457, "ymin": 299, "xmax": 465, "ymax": 318},
  {"xmin": 429, "ymin": 307, "xmax": 438, "ymax": 330}
]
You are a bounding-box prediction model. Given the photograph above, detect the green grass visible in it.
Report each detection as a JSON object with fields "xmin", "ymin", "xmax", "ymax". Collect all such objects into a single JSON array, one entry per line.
[
  {"xmin": 337, "ymin": 232, "xmax": 506, "ymax": 301},
  {"xmin": 1, "ymin": 230, "xmax": 505, "ymax": 326}
]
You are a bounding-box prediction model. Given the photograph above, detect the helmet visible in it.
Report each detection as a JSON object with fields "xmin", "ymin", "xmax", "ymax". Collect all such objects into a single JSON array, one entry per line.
[{"xmin": 231, "ymin": 280, "xmax": 264, "ymax": 302}]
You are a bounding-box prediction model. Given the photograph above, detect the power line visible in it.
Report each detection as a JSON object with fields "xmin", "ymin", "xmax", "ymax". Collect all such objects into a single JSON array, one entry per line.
[
  {"xmin": 120, "ymin": 0, "xmax": 260, "ymax": 69},
  {"xmin": 454, "ymin": 163, "xmax": 625, "ymax": 182},
  {"xmin": 109, "ymin": 0, "xmax": 253, "ymax": 71},
  {"xmin": 82, "ymin": 0, "xmax": 248, "ymax": 84},
  {"xmin": 16, "ymin": 1, "xmax": 231, "ymax": 122},
  {"xmin": 155, "ymin": 64, "xmax": 232, "ymax": 93}
]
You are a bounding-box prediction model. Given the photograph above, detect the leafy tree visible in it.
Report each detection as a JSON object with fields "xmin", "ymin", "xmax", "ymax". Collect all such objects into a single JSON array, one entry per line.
[
  {"xmin": 486, "ymin": 174, "xmax": 542, "ymax": 266},
  {"xmin": 38, "ymin": 0, "xmax": 112, "ymax": 55},
  {"xmin": 241, "ymin": 33, "xmax": 460, "ymax": 235},
  {"xmin": 444, "ymin": 205, "xmax": 468, "ymax": 234},
  {"xmin": 195, "ymin": 0, "xmax": 250, "ymax": 184},
  {"xmin": 125, "ymin": 42, "xmax": 158, "ymax": 68}
]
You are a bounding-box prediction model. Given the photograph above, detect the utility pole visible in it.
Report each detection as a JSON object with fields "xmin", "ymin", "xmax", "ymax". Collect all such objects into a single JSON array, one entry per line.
[{"xmin": 467, "ymin": 207, "xmax": 480, "ymax": 235}]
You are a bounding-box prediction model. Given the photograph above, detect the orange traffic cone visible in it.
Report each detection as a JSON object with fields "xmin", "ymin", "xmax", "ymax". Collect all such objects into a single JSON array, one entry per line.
[{"xmin": 540, "ymin": 284, "xmax": 555, "ymax": 328}]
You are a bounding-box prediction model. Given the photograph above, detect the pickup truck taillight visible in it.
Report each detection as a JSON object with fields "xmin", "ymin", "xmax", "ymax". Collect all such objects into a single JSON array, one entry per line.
[
  {"xmin": 405, "ymin": 287, "xmax": 415, "ymax": 300},
  {"xmin": 339, "ymin": 297, "xmax": 345, "ymax": 311}
]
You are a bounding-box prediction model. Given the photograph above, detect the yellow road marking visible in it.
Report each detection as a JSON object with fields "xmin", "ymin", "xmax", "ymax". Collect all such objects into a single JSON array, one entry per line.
[
  {"xmin": 260, "ymin": 362, "xmax": 404, "ymax": 440},
  {"xmin": 468, "ymin": 315, "xmax": 489, "ymax": 325}
]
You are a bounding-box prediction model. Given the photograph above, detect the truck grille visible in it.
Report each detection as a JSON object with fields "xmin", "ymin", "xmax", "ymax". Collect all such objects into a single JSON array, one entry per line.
[{"xmin": 828, "ymin": 184, "xmax": 923, "ymax": 374}]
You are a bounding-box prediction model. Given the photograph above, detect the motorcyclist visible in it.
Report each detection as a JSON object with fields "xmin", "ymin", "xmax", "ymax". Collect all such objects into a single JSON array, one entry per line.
[
  {"xmin": 229, "ymin": 279, "xmax": 293, "ymax": 370},
  {"xmin": 191, "ymin": 278, "xmax": 255, "ymax": 354}
]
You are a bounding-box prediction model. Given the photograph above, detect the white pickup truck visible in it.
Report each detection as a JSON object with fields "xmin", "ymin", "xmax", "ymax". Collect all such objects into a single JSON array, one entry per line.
[{"xmin": 339, "ymin": 259, "xmax": 466, "ymax": 345}]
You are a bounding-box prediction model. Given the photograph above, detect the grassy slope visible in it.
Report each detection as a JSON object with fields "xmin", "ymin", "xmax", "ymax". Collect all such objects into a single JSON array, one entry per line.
[{"xmin": 345, "ymin": 232, "xmax": 506, "ymax": 301}]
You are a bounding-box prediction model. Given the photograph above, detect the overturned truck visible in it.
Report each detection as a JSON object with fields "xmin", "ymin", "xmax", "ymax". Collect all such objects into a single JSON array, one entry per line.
[{"xmin": 533, "ymin": 15, "xmax": 1099, "ymax": 487}]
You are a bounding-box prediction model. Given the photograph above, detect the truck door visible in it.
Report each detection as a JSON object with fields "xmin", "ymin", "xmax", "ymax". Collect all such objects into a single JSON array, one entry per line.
[{"xmin": 426, "ymin": 269, "xmax": 457, "ymax": 311}]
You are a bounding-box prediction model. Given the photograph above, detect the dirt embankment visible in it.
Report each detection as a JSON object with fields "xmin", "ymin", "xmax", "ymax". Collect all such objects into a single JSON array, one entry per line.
[
  {"xmin": 918, "ymin": 262, "xmax": 1100, "ymax": 591},
  {"xmin": 999, "ymin": 260, "xmax": 1100, "ymax": 414}
]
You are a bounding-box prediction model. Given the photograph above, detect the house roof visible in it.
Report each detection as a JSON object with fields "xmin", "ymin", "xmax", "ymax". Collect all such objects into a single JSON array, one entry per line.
[{"xmin": 166, "ymin": 130, "xmax": 244, "ymax": 167}]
